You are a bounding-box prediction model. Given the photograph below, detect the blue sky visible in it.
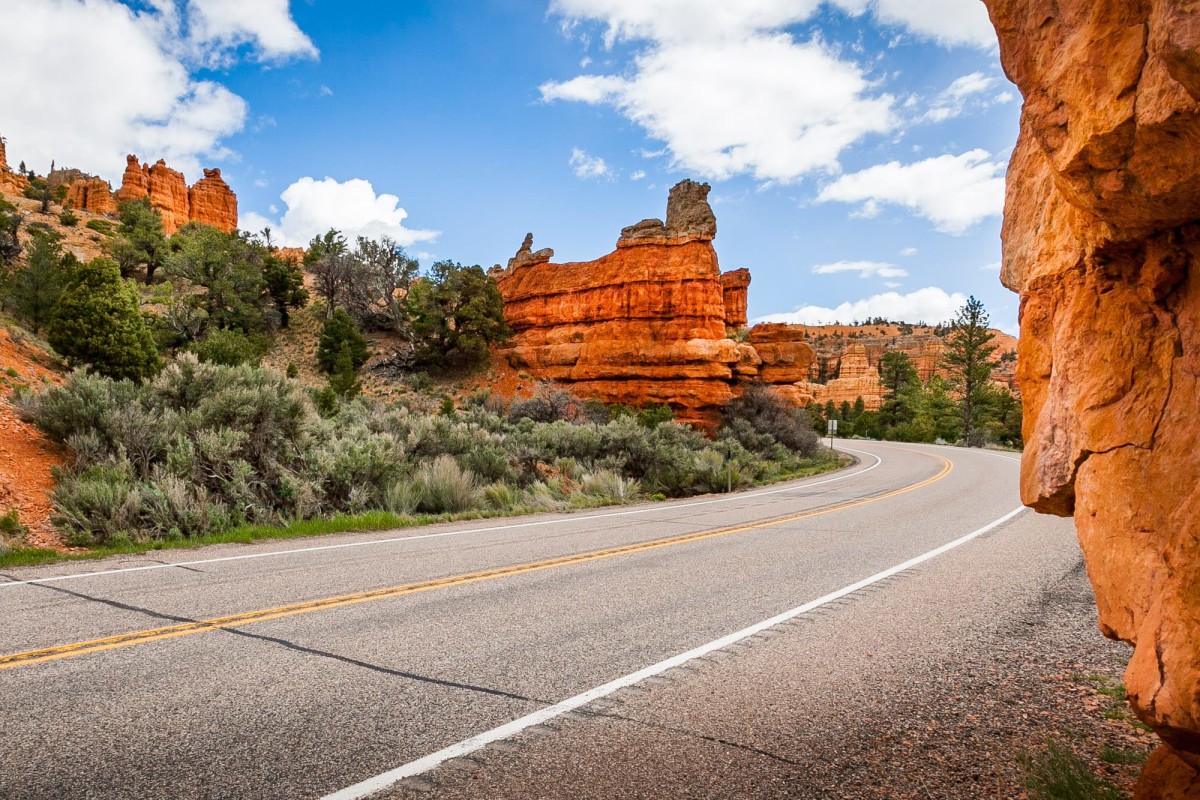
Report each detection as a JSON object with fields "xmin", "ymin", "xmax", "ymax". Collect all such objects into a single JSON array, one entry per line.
[{"xmin": 0, "ymin": 0, "xmax": 1019, "ymax": 331}]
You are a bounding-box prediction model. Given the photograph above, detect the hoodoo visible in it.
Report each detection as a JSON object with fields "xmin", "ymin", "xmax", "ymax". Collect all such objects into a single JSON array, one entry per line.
[{"xmin": 495, "ymin": 181, "xmax": 743, "ymax": 428}]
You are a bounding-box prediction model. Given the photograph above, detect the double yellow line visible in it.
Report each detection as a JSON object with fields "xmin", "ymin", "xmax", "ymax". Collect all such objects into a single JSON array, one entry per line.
[{"xmin": 1, "ymin": 453, "xmax": 951, "ymax": 672}]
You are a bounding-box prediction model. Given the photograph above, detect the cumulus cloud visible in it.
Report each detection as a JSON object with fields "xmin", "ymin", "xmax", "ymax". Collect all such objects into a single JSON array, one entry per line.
[
  {"xmin": 756, "ymin": 287, "xmax": 967, "ymax": 325},
  {"xmin": 186, "ymin": 0, "xmax": 318, "ymax": 64},
  {"xmin": 0, "ymin": 0, "xmax": 314, "ymax": 181},
  {"xmin": 920, "ymin": 71, "xmax": 995, "ymax": 123},
  {"xmin": 240, "ymin": 177, "xmax": 439, "ymax": 248},
  {"xmin": 816, "ymin": 149, "xmax": 1005, "ymax": 234},
  {"xmin": 570, "ymin": 148, "xmax": 613, "ymax": 179},
  {"xmin": 829, "ymin": 0, "xmax": 997, "ymax": 48},
  {"xmin": 542, "ymin": 3, "xmax": 897, "ymax": 183},
  {"xmin": 812, "ymin": 260, "xmax": 907, "ymax": 279}
]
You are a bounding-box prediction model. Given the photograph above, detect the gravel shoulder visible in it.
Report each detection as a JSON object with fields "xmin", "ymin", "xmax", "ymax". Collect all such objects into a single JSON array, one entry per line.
[{"xmin": 381, "ymin": 511, "xmax": 1151, "ymax": 799}]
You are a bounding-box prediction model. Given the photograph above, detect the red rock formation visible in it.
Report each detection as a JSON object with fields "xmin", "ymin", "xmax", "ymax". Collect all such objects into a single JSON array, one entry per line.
[
  {"xmin": 0, "ymin": 135, "xmax": 29, "ymax": 196},
  {"xmin": 984, "ymin": 1, "xmax": 1200, "ymax": 795},
  {"xmin": 745, "ymin": 323, "xmax": 1016, "ymax": 410},
  {"xmin": 64, "ymin": 178, "xmax": 116, "ymax": 215},
  {"xmin": 748, "ymin": 324, "xmax": 816, "ymax": 384},
  {"xmin": 188, "ymin": 168, "xmax": 237, "ymax": 232},
  {"xmin": 116, "ymin": 155, "xmax": 236, "ymax": 234},
  {"xmin": 720, "ymin": 268, "xmax": 751, "ymax": 328},
  {"xmin": 117, "ymin": 156, "xmax": 189, "ymax": 232},
  {"xmin": 496, "ymin": 182, "xmax": 740, "ymax": 427},
  {"xmin": 114, "ymin": 154, "xmax": 148, "ymax": 205}
]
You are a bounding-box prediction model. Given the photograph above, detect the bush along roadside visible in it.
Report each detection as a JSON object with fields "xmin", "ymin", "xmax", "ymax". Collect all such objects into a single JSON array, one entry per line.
[{"xmin": 9, "ymin": 358, "xmax": 842, "ymax": 562}]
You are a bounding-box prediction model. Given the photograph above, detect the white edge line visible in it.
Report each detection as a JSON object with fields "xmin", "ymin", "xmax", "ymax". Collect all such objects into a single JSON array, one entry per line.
[
  {"xmin": 321, "ymin": 503, "xmax": 1029, "ymax": 800},
  {"xmin": 0, "ymin": 449, "xmax": 884, "ymax": 589}
]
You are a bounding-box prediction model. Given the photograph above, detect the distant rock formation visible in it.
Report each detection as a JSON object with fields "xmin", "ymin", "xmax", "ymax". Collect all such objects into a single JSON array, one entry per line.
[
  {"xmin": 495, "ymin": 181, "xmax": 741, "ymax": 428},
  {"xmin": 0, "ymin": 136, "xmax": 29, "ymax": 196},
  {"xmin": 0, "ymin": 141, "xmax": 239, "ymax": 235},
  {"xmin": 64, "ymin": 177, "xmax": 117, "ymax": 215},
  {"xmin": 495, "ymin": 181, "xmax": 1018, "ymax": 427},
  {"xmin": 116, "ymin": 157, "xmax": 191, "ymax": 233},
  {"xmin": 984, "ymin": 0, "xmax": 1200, "ymax": 795},
  {"xmin": 187, "ymin": 168, "xmax": 238, "ymax": 232}
]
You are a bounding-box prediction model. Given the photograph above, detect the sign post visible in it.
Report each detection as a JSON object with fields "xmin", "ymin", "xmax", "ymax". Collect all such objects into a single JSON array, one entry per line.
[{"xmin": 827, "ymin": 418, "xmax": 838, "ymax": 451}]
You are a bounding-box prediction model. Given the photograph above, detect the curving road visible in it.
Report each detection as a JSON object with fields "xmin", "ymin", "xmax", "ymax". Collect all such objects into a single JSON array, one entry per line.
[{"xmin": 0, "ymin": 441, "xmax": 1082, "ymax": 799}]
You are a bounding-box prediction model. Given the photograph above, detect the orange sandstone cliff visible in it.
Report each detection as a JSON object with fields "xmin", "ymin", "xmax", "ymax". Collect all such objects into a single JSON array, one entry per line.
[
  {"xmin": 0, "ymin": 136, "xmax": 29, "ymax": 196},
  {"xmin": 495, "ymin": 181, "xmax": 743, "ymax": 427},
  {"xmin": 29, "ymin": 152, "xmax": 239, "ymax": 235},
  {"xmin": 984, "ymin": 1, "xmax": 1200, "ymax": 796}
]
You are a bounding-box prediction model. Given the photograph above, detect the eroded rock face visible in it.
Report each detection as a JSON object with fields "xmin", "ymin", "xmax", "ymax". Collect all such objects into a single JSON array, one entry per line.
[
  {"xmin": 984, "ymin": 1, "xmax": 1200, "ymax": 793},
  {"xmin": 116, "ymin": 155, "xmax": 238, "ymax": 234},
  {"xmin": 496, "ymin": 182, "xmax": 739, "ymax": 427},
  {"xmin": 0, "ymin": 135, "xmax": 29, "ymax": 196},
  {"xmin": 188, "ymin": 168, "xmax": 238, "ymax": 232},
  {"xmin": 720, "ymin": 268, "xmax": 751, "ymax": 328},
  {"xmin": 617, "ymin": 179, "xmax": 717, "ymax": 247},
  {"xmin": 744, "ymin": 323, "xmax": 1015, "ymax": 410},
  {"xmin": 64, "ymin": 178, "xmax": 117, "ymax": 215}
]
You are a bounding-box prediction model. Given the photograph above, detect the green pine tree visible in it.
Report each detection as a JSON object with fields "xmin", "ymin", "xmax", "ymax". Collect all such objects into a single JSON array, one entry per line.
[{"xmin": 47, "ymin": 258, "xmax": 159, "ymax": 381}]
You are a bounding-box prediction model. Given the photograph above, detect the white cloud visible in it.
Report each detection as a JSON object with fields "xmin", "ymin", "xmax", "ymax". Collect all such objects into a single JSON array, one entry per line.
[
  {"xmin": 630, "ymin": 169, "xmax": 646, "ymax": 181},
  {"xmin": 241, "ymin": 177, "xmax": 439, "ymax": 248},
  {"xmin": 569, "ymin": 148, "xmax": 613, "ymax": 179},
  {"xmin": 830, "ymin": 0, "xmax": 997, "ymax": 48},
  {"xmin": 757, "ymin": 287, "xmax": 967, "ymax": 325},
  {"xmin": 920, "ymin": 71, "xmax": 994, "ymax": 123},
  {"xmin": 542, "ymin": 4, "xmax": 898, "ymax": 183},
  {"xmin": 900, "ymin": 247, "xmax": 918, "ymax": 256},
  {"xmin": 0, "ymin": 0, "xmax": 313, "ymax": 182},
  {"xmin": 548, "ymin": 0, "xmax": 823, "ymax": 46},
  {"xmin": 811, "ymin": 260, "xmax": 908, "ymax": 279},
  {"xmin": 185, "ymin": 0, "xmax": 318, "ymax": 65},
  {"xmin": 816, "ymin": 149, "xmax": 1005, "ymax": 234}
]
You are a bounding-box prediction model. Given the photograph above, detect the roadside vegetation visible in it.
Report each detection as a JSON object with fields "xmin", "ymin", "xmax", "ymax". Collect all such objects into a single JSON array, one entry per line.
[
  {"xmin": 10, "ymin": 356, "xmax": 835, "ymax": 554},
  {"xmin": 806, "ymin": 296, "xmax": 1023, "ymax": 448}
]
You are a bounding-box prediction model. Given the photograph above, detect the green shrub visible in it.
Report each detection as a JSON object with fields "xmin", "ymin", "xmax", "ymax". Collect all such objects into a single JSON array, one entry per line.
[
  {"xmin": 58, "ymin": 209, "xmax": 79, "ymax": 227},
  {"xmin": 1021, "ymin": 740, "xmax": 1122, "ymax": 800},
  {"xmin": 415, "ymin": 455, "xmax": 480, "ymax": 514},
  {"xmin": 482, "ymin": 482, "xmax": 521, "ymax": 512},
  {"xmin": 85, "ymin": 219, "xmax": 115, "ymax": 235},
  {"xmin": 188, "ymin": 329, "xmax": 269, "ymax": 367},
  {"xmin": 578, "ymin": 470, "xmax": 640, "ymax": 504},
  {"xmin": 722, "ymin": 383, "xmax": 819, "ymax": 456},
  {"xmin": 52, "ymin": 465, "xmax": 143, "ymax": 546},
  {"xmin": 0, "ymin": 508, "xmax": 28, "ymax": 545},
  {"xmin": 383, "ymin": 480, "xmax": 421, "ymax": 516}
]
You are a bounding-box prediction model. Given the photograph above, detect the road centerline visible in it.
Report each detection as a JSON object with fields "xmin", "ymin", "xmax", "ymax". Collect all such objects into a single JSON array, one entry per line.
[{"xmin": 0, "ymin": 451, "xmax": 951, "ymax": 672}]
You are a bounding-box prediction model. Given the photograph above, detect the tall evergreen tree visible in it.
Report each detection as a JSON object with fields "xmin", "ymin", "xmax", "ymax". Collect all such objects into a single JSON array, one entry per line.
[
  {"xmin": 6, "ymin": 231, "xmax": 68, "ymax": 333},
  {"xmin": 942, "ymin": 296, "xmax": 997, "ymax": 446}
]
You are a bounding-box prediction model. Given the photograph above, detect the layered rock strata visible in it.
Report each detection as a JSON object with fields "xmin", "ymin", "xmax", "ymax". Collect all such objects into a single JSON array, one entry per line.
[
  {"xmin": 496, "ymin": 181, "xmax": 742, "ymax": 427},
  {"xmin": 984, "ymin": 1, "xmax": 1200, "ymax": 796}
]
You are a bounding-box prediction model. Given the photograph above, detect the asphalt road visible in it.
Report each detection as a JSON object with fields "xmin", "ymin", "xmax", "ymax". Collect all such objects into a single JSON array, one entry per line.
[{"xmin": 0, "ymin": 441, "xmax": 1081, "ymax": 799}]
